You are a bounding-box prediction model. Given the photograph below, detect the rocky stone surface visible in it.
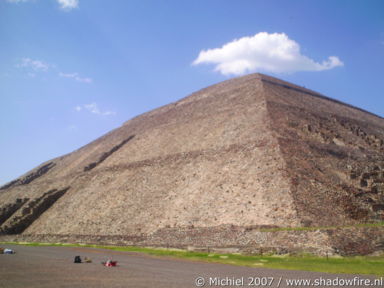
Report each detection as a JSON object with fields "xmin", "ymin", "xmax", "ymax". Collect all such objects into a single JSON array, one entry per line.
[
  {"xmin": 0, "ymin": 187, "xmax": 69, "ymax": 234},
  {"xmin": 0, "ymin": 73, "xmax": 383, "ymax": 255},
  {"xmin": 0, "ymin": 198, "xmax": 29, "ymax": 225},
  {"xmin": 1, "ymin": 225, "xmax": 382, "ymax": 256}
]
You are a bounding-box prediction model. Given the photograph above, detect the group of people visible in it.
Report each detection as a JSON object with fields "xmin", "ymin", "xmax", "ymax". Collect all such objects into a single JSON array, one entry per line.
[
  {"xmin": 74, "ymin": 255, "xmax": 117, "ymax": 266},
  {"xmin": 0, "ymin": 248, "xmax": 15, "ymax": 254},
  {"xmin": 104, "ymin": 260, "xmax": 117, "ymax": 267},
  {"xmin": 74, "ymin": 255, "xmax": 92, "ymax": 263}
]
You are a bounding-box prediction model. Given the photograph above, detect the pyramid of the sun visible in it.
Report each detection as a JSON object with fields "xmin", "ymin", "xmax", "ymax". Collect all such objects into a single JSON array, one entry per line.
[{"xmin": 1, "ymin": 73, "xmax": 383, "ymax": 255}]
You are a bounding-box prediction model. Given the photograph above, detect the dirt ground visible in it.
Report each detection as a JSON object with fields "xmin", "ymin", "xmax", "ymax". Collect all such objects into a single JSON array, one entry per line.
[{"xmin": 0, "ymin": 245, "xmax": 381, "ymax": 288}]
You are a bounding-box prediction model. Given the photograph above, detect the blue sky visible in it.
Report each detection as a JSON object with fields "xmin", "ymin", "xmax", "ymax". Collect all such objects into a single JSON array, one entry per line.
[{"xmin": 1, "ymin": 0, "xmax": 383, "ymax": 185}]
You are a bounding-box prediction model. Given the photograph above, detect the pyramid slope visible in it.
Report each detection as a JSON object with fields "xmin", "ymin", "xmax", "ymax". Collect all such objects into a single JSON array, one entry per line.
[
  {"xmin": 261, "ymin": 77, "xmax": 384, "ymax": 227},
  {"xmin": 1, "ymin": 74, "xmax": 299, "ymax": 235}
]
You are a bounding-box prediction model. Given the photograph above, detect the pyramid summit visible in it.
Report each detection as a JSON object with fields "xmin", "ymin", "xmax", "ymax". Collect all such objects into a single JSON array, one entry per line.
[{"xmin": 1, "ymin": 73, "xmax": 383, "ymax": 255}]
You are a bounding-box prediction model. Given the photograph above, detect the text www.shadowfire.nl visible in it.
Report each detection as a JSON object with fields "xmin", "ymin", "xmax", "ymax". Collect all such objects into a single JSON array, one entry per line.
[{"xmin": 194, "ymin": 276, "xmax": 383, "ymax": 287}]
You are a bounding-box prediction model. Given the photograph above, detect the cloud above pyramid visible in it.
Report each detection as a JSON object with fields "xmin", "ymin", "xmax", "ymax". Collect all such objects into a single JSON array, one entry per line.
[{"xmin": 193, "ymin": 32, "xmax": 343, "ymax": 75}]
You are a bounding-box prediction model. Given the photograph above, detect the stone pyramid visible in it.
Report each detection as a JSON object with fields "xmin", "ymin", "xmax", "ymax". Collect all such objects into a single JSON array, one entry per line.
[{"xmin": 1, "ymin": 73, "xmax": 383, "ymax": 255}]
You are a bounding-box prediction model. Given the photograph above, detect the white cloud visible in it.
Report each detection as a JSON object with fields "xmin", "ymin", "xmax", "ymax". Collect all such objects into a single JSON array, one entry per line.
[
  {"xmin": 17, "ymin": 58, "xmax": 50, "ymax": 72},
  {"xmin": 193, "ymin": 32, "xmax": 344, "ymax": 75},
  {"xmin": 59, "ymin": 72, "xmax": 92, "ymax": 84},
  {"xmin": 57, "ymin": 0, "xmax": 78, "ymax": 11},
  {"xmin": 75, "ymin": 103, "xmax": 116, "ymax": 116},
  {"xmin": 7, "ymin": 0, "xmax": 79, "ymax": 11},
  {"xmin": 15, "ymin": 58, "xmax": 92, "ymax": 83},
  {"xmin": 6, "ymin": 0, "xmax": 31, "ymax": 3}
]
